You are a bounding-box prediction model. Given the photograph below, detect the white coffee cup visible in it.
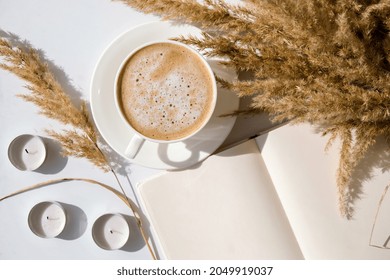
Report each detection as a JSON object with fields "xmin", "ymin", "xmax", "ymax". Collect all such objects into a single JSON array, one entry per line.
[{"xmin": 114, "ymin": 40, "xmax": 217, "ymax": 158}]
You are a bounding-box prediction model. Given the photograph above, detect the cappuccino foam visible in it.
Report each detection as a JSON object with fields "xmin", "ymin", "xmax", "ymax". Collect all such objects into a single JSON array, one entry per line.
[{"xmin": 118, "ymin": 42, "xmax": 215, "ymax": 141}]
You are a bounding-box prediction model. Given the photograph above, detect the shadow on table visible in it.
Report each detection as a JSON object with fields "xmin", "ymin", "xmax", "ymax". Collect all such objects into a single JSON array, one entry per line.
[
  {"xmin": 57, "ymin": 203, "xmax": 88, "ymax": 241},
  {"xmin": 35, "ymin": 137, "xmax": 68, "ymax": 174},
  {"xmin": 120, "ymin": 215, "xmax": 149, "ymax": 253},
  {"xmin": 0, "ymin": 29, "xmax": 86, "ymax": 113}
]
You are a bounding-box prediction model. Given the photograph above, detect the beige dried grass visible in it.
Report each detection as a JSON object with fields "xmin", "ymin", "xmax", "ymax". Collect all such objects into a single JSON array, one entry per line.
[{"xmin": 0, "ymin": 37, "xmax": 108, "ymax": 171}]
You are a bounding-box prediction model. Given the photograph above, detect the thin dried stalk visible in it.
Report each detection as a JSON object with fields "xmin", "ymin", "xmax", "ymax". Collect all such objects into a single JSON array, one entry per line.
[
  {"xmin": 0, "ymin": 177, "xmax": 157, "ymax": 259},
  {"xmin": 369, "ymin": 185, "xmax": 390, "ymax": 249}
]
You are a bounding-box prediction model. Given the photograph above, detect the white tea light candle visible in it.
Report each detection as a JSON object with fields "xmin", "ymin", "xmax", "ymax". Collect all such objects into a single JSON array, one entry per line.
[
  {"xmin": 28, "ymin": 201, "xmax": 67, "ymax": 238},
  {"xmin": 92, "ymin": 213, "xmax": 130, "ymax": 250},
  {"xmin": 8, "ymin": 134, "xmax": 46, "ymax": 171}
]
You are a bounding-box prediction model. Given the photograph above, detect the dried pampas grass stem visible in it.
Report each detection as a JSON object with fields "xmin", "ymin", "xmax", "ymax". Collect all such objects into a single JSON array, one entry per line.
[{"xmin": 0, "ymin": 177, "xmax": 157, "ymax": 258}]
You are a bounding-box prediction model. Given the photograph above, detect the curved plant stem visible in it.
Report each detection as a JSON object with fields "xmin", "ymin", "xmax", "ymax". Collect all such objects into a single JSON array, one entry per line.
[
  {"xmin": 369, "ymin": 185, "xmax": 390, "ymax": 249},
  {"xmin": 0, "ymin": 177, "xmax": 157, "ymax": 260}
]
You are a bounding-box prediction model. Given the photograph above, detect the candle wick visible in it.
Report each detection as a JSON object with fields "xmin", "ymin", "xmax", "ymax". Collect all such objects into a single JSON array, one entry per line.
[
  {"xmin": 25, "ymin": 148, "xmax": 37, "ymax": 154},
  {"xmin": 46, "ymin": 216, "xmax": 60, "ymax": 221},
  {"xmin": 109, "ymin": 229, "xmax": 123, "ymax": 235}
]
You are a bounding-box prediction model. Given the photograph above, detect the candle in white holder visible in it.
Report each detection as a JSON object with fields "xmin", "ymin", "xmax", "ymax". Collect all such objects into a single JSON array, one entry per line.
[
  {"xmin": 8, "ymin": 134, "xmax": 46, "ymax": 171},
  {"xmin": 92, "ymin": 213, "xmax": 130, "ymax": 250},
  {"xmin": 28, "ymin": 201, "xmax": 67, "ymax": 238}
]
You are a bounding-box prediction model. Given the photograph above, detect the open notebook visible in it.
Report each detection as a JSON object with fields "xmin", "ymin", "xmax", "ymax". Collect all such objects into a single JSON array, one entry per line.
[{"xmin": 137, "ymin": 123, "xmax": 390, "ymax": 259}]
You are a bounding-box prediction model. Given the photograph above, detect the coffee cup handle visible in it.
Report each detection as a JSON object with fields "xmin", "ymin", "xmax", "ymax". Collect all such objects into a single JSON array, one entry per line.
[{"xmin": 124, "ymin": 134, "xmax": 145, "ymax": 159}]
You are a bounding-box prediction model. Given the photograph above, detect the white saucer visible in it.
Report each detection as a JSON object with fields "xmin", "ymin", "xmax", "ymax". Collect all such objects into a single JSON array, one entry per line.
[{"xmin": 90, "ymin": 21, "xmax": 239, "ymax": 170}]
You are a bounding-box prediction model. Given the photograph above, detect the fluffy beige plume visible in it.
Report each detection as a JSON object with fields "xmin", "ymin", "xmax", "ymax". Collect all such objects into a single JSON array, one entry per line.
[{"xmin": 0, "ymin": 37, "xmax": 106, "ymax": 169}]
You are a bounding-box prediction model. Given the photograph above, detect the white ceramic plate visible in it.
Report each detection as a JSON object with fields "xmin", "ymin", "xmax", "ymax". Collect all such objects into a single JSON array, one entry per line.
[{"xmin": 90, "ymin": 21, "xmax": 239, "ymax": 170}]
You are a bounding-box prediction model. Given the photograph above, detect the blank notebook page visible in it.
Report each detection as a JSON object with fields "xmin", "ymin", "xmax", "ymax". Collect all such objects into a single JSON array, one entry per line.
[{"xmin": 138, "ymin": 140, "xmax": 303, "ymax": 259}]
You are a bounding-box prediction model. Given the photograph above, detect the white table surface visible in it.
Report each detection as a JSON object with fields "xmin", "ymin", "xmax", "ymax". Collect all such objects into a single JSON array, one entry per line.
[{"xmin": 0, "ymin": 0, "xmax": 275, "ymax": 259}]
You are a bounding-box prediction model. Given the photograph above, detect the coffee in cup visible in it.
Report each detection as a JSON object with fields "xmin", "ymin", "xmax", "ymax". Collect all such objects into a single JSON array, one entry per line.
[{"xmin": 115, "ymin": 40, "xmax": 217, "ymax": 158}]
